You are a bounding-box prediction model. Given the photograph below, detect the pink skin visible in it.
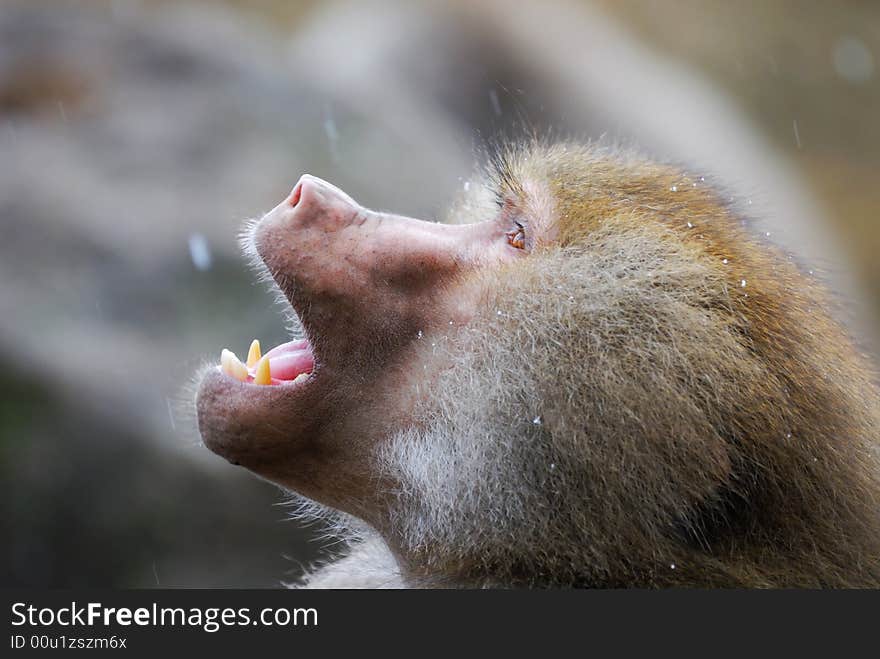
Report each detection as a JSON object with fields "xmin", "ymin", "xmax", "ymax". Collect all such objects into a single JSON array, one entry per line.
[
  {"xmin": 264, "ymin": 349, "xmax": 314, "ymax": 381},
  {"xmin": 196, "ymin": 174, "xmax": 525, "ymax": 522}
]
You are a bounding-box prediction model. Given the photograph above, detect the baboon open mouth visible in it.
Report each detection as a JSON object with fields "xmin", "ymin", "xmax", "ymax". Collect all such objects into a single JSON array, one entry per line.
[
  {"xmin": 216, "ymin": 177, "xmax": 318, "ymax": 390},
  {"xmin": 216, "ymin": 336, "xmax": 315, "ymax": 387}
]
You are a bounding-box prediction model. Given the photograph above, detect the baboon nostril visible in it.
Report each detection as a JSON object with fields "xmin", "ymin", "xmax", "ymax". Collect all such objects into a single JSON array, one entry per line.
[{"xmin": 290, "ymin": 180, "xmax": 303, "ymax": 207}]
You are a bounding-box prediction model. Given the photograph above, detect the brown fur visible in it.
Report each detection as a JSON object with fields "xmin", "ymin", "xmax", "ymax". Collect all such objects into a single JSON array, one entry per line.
[
  {"xmin": 373, "ymin": 142, "xmax": 880, "ymax": 588},
  {"xmin": 198, "ymin": 140, "xmax": 880, "ymax": 588}
]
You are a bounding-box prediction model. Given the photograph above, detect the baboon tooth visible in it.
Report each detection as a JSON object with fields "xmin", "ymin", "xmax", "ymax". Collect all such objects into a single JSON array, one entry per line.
[
  {"xmin": 254, "ymin": 356, "xmax": 272, "ymax": 385},
  {"xmin": 246, "ymin": 339, "xmax": 262, "ymax": 368}
]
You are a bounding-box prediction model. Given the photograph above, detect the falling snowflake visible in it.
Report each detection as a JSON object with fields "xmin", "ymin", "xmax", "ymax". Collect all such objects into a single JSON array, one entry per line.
[{"xmin": 188, "ymin": 233, "xmax": 212, "ymax": 271}]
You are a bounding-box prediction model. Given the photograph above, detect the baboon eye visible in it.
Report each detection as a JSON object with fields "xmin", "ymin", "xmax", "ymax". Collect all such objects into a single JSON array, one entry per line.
[{"xmin": 506, "ymin": 220, "xmax": 526, "ymax": 250}]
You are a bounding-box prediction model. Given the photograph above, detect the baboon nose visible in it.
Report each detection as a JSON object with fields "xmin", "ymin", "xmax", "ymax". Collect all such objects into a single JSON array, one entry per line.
[{"xmin": 286, "ymin": 174, "xmax": 361, "ymax": 216}]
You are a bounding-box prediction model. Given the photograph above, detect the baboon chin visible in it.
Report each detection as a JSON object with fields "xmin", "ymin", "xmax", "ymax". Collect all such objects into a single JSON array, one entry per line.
[{"xmin": 196, "ymin": 142, "xmax": 880, "ymax": 588}]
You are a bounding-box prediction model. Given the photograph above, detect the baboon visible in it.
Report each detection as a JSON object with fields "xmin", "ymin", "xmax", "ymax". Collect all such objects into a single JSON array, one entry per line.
[{"xmin": 196, "ymin": 142, "xmax": 880, "ymax": 588}]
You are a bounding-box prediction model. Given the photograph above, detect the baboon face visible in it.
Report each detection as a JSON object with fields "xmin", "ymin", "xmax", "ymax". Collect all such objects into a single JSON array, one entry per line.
[{"xmin": 196, "ymin": 169, "xmax": 556, "ymax": 520}]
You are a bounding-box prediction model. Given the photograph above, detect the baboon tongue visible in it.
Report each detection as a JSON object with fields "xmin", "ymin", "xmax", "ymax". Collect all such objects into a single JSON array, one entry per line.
[
  {"xmin": 268, "ymin": 350, "xmax": 314, "ymax": 380},
  {"xmin": 263, "ymin": 338, "xmax": 310, "ymax": 359}
]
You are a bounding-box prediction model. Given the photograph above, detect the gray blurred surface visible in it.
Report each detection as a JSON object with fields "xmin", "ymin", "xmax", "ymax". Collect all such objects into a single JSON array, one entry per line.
[{"xmin": 1, "ymin": 0, "xmax": 877, "ymax": 587}]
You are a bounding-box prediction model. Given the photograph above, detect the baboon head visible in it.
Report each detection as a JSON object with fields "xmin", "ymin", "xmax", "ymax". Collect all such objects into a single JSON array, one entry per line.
[{"xmin": 197, "ymin": 143, "xmax": 880, "ymax": 587}]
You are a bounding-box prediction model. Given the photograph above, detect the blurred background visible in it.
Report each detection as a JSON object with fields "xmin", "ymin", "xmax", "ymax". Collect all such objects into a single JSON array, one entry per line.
[{"xmin": 1, "ymin": 0, "xmax": 877, "ymax": 587}]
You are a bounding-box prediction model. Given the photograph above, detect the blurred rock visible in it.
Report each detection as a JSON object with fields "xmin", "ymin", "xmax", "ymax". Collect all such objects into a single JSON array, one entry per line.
[{"xmin": 0, "ymin": 0, "xmax": 343, "ymax": 587}]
